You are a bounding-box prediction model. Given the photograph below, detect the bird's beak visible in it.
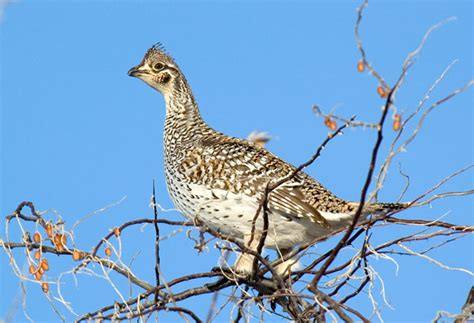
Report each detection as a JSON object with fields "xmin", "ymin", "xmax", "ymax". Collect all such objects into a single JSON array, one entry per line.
[{"xmin": 128, "ymin": 64, "xmax": 147, "ymax": 77}]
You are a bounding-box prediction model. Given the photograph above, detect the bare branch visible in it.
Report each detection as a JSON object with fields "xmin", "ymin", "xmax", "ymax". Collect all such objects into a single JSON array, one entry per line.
[{"xmin": 151, "ymin": 180, "xmax": 161, "ymax": 302}]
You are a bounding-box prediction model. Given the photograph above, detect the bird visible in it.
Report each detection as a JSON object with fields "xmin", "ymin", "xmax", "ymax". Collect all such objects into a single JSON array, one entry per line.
[{"xmin": 128, "ymin": 44, "xmax": 406, "ymax": 276}]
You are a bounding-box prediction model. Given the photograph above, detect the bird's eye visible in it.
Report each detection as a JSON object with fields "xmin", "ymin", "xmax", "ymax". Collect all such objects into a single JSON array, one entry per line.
[{"xmin": 153, "ymin": 63, "xmax": 164, "ymax": 70}]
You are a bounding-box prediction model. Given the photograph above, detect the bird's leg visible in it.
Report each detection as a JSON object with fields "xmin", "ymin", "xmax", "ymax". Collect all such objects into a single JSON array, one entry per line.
[
  {"xmin": 234, "ymin": 232, "xmax": 261, "ymax": 276},
  {"xmin": 274, "ymin": 248, "xmax": 300, "ymax": 277}
]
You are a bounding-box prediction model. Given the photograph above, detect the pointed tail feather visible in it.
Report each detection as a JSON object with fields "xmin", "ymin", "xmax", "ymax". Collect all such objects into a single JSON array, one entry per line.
[{"xmin": 365, "ymin": 202, "xmax": 408, "ymax": 213}]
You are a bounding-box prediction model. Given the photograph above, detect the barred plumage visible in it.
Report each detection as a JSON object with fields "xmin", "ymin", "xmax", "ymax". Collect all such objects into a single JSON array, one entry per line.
[{"xmin": 128, "ymin": 45, "xmax": 406, "ymax": 275}]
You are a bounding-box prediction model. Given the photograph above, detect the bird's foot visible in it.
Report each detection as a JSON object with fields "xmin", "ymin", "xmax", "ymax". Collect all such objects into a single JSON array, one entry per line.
[{"xmin": 274, "ymin": 258, "xmax": 301, "ymax": 277}]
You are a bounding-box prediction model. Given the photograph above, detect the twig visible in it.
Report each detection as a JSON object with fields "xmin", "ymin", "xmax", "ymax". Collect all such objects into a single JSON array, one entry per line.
[
  {"xmin": 386, "ymin": 217, "xmax": 473, "ymax": 232},
  {"xmin": 354, "ymin": 0, "xmax": 387, "ymax": 88},
  {"xmin": 313, "ymin": 105, "xmax": 377, "ymax": 129},
  {"xmin": 309, "ymin": 81, "xmax": 394, "ymax": 291},
  {"xmin": 152, "ymin": 180, "xmax": 161, "ymax": 303},
  {"xmin": 398, "ymin": 243, "xmax": 474, "ymax": 276},
  {"xmin": 411, "ymin": 164, "xmax": 474, "ymax": 207}
]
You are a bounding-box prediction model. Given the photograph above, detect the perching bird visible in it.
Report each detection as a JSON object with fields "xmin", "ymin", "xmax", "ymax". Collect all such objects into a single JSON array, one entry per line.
[{"xmin": 128, "ymin": 44, "xmax": 405, "ymax": 275}]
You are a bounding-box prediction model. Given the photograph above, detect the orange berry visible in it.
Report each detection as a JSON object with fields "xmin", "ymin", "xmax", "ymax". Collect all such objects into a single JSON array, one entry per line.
[
  {"xmin": 33, "ymin": 232, "xmax": 42, "ymax": 244},
  {"xmin": 72, "ymin": 249, "xmax": 83, "ymax": 261},
  {"xmin": 41, "ymin": 282, "xmax": 49, "ymax": 293},
  {"xmin": 45, "ymin": 223, "xmax": 53, "ymax": 238},
  {"xmin": 105, "ymin": 247, "xmax": 112, "ymax": 257},
  {"xmin": 113, "ymin": 227, "xmax": 121, "ymax": 237},
  {"xmin": 377, "ymin": 85, "xmax": 388, "ymax": 98},
  {"xmin": 34, "ymin": 250, "xmax": 41, "ymax": 260},
  {"xmin": 61, "ymin": 234, "xmax": 67, "ymax": 245},
  {"xmin": 34, "ymin": 270, "xmax": 43, "ymax": 281},
  {"xmin": 38, "ymin": 266, "xmax": 44, "ymax": 275},
  {"xmin": 29, "ymin": 265, "xmax": 36, "ymax": 275},
  {"xmin": 393, "ymin": 114, "xmax": 402, "ymax": 131},
  {"xmin": 53, "ymin": 234, "xmax": 65, "ymax": 251},
  {"xmin": 357, "ymin": 60, "xmax": 365, "ymax": 72},
  {"xmin": 324, "ymin": 116, "xmax": 337, "ymax": 131},
  {"xmin": 40, "ymin": 259, "xmax": 49, "ymax": 271}
]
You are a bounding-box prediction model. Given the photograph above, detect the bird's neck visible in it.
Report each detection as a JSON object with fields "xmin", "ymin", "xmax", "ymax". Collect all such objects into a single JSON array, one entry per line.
[{"xmin": 163, "ymin": 78, "xmax": 212, "ymax": 152}]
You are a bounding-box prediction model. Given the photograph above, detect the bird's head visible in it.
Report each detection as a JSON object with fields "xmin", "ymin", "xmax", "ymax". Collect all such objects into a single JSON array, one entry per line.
[{"xmin": 128, "ymin": 43, "xmax": 180, "ymax": 96}]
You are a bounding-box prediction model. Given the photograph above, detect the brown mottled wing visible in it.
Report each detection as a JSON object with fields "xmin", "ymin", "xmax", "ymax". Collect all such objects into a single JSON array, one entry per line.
[
  {"xmin": 180, "ymin": 137, "xmax": 331, "ymax": 228},
  {"xmin": 270, "ymin": 182, "xmax": 331, "ymax": 228}
]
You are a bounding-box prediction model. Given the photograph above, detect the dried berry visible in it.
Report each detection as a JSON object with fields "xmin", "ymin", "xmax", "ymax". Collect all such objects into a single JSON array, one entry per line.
[
  {"xmin": 357, "ymin": 60, "xmax": 365, "ymax": 72},
  {"xmin": 377, "ymin": 85, "xmax": 388, "ymax": 98},
  {"xmin": 33, "ymin": 232, "xmax": 42, "ymax": 244},
  {"xmin": 34, "ymin": 270, "xmax": 43, "ymax": 281},
  {"xmin": 29, "ymin": 265, "xmax": 36, "ymax": 275},
  {"xmin": 113, "ymin": 227, "xmax": 121, "ymax": 237},
  {"xmin": 72, "ymin": 249, "xmax": 83, "ymax": 261},
  {"xmin": 53, "ymin": 234, "xmax": 65, "ymax": 251},
  {"xmin": 34, "ymin": 250, "xmax": 41, "ymax": 260},
  {"xmin": 324, "ymin": 116, "xmax": 337, "ymax": 131},
  {"xmin": 42, "ymin": 282, "xmax": 49, "ymax": 293},
  {"xmin": 105, "ymin": 247, "xmax": 112, "ymax": 257},
  {"xmin": 393, "ymin": 114, "xmax": 402, "ymax": 131},
  {"xmin": 45, "ymin": 223, "xmax": 53, "ymax": 238},
  {"xmin": 40, "ymin": 259, "xmax": 49, "ymax": 271}
]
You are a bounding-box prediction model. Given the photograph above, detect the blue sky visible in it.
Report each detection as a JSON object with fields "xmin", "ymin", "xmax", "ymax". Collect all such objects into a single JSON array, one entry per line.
[{"xmin": 1, "ymin": 1, "xmax": 472, "ymax": 321}]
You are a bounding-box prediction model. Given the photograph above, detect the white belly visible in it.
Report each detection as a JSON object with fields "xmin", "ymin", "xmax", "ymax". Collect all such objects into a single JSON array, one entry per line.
[{"xmin": 166, "ymin": 172, "xmax": 334, "ymax": 250}]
